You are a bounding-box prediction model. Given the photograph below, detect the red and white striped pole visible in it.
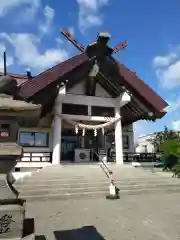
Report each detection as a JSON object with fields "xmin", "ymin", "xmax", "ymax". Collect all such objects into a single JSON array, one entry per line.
[{"xmin": 106, "ymin": 170, "xmax": 120, "ymax": 200}]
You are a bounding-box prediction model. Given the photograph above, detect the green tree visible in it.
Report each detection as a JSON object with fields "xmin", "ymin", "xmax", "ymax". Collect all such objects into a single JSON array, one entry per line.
[
  {"xmin": 159, "ymin": 139, "xmax": 180, "ymax": 157},
  {"xmin": 153, "ymin": 126, "xmax": 180, "ymax": 170},
  {"xmin": 150, "ymin": 126, "xmax": 179, "ymax": 153}
]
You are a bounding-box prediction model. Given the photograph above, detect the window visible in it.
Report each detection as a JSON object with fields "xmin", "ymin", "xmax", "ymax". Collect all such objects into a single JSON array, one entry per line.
[
  {"xmin": 91, "ymin": 106, "xmax": 115, "ymax": 117},
  {"xmin": 19, "ymin": 132, "xmax": 49, "ymax": 147},
  {"xmin": 1, "ymin": 124, "xmax": 10, "ymax": 130},
  {"xmin": 123, "ymin": 135, "xmax": 129, "ymax": 149},
  {"xmin": 62, "ymin": 103, "xmax": 88, "ymax": 115}
]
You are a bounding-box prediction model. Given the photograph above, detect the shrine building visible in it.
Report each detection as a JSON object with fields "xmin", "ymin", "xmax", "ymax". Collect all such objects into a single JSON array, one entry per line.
[{"xmin": 0, "ymin": 31, "xmax": 168, "ymax": 169}]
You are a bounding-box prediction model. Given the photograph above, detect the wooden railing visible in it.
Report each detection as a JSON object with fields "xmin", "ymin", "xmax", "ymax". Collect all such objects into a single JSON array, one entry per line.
[
  {"xmin": 124, "ymin": 152, "xmax": 158, "ymax": 162},
  {"xmin": 18, "ymin": 152, "xmax": 52, "ymax": 163},
  {"xmin": 108, "ymin": 152, "xmax": 159, "ymax": 163},
  {"xmin": 17, "ymin": 151, "xmax": 159, "ymax": 163}
]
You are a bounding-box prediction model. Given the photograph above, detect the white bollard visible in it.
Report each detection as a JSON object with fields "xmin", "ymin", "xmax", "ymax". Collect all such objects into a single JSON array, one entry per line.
[{"xmin": 106, "ymin": 171, "xmax": 120, "ymax": 200}]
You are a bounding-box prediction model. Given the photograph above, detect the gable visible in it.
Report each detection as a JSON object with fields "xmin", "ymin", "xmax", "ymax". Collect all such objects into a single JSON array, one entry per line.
[
  {"xmin": 67, "ymin": 81, "xmax": 85, "ymax": 95},
  {"xmin": 67, "ymin": 81, "xmax": 111, "ymax": 98},
  {"xmin": 95, "ymin": 83, "xmax": 111, "ymax": 98}
]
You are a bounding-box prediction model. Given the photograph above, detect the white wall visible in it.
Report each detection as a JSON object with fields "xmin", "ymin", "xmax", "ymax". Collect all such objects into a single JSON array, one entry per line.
[
  {"xmin": 136, "ymin": 133, "xmax": 155, "ymax": 153},
  {"xmin": 67, "ymin": 81, "xmax": 85, "ymax": 95},
  {"xmin": 95, "ymin": 83, "xmax": 111, "ymax": 98},
  {"xmin": 67, "ymin": 81, "xmax": 111, "ymax": 98},
  {"xmin": 136, "ymin": 142, "xmax": 154, "ymax": 153}
]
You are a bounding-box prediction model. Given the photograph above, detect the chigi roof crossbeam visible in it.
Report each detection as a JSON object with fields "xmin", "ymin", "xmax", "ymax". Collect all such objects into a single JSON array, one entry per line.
[{"xmin": 60, "ymin": 28, "xmax": 128, "ymax": 56}]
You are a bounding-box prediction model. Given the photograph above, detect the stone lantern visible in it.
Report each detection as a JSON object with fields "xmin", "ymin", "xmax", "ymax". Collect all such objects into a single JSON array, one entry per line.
[{"xmin": 0, "ymin": 80, "xmax": 41, "ymax": 239}]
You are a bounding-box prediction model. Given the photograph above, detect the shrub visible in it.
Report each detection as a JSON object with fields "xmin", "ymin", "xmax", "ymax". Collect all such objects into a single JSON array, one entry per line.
[{"xmin": 163, "ymin": 154, "xmax": 178, "ymax": 171}]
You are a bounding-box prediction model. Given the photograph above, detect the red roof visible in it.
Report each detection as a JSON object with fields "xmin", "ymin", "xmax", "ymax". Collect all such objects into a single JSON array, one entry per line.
[
  {"xmin": 117, "ymin": 62, "xmax": 167, "ymax": 112},
  {"xmin": 19, "ymin": 54, "xmax": 89, "ymax": 99},
  {"xmin": 18, "ymin": 53, "xmax": 168, "ymax": 113}
]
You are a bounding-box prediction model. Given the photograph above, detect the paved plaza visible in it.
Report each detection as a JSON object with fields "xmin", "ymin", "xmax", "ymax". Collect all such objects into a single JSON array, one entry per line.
[{"xmin": 26, "ymin": 192, "xmax": 180, "ymax": 240}]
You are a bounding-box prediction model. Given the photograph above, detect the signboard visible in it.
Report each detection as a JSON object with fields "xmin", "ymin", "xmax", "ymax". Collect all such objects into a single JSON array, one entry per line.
[{"xmin": 0, "ymin": 132, "xmax": 9, "ymax": 137}]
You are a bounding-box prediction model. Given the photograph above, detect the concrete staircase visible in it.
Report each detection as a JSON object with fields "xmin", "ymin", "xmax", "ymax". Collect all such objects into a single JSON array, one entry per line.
[{"xmin": 14, "ymin": 164, "xmax": 180, "ymax": 201}]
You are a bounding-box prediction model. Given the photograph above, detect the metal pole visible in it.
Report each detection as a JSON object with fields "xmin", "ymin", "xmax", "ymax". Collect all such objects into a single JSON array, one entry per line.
[{"xmin": 3, "ymin": 50, "xmax": 7, "ymax": 75}]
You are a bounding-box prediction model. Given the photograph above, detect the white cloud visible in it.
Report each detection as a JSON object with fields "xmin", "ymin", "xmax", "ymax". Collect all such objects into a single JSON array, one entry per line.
[
  {"xmin": 0, "ymin": 0, "xmax": 40, "ymax": 17},
  {"xmin": 156, "ymin": 61, "xmax": 180, "ymax": 89},
  {"xmin": 39, "ymin": 5, "xmax": 55, "ymax": 34},
  {"xmin": 153, "ymin": 45, "xmax": 180, "ymax": 88},
  {"xmin": 0, "ymin": 33, "xmax": 69, "ymax": 72},
  {"xmin": 56, "ymin": 38, "xmax": 63, "ymax": 45},
  {"xmin": 0, "ymin": 44, "xmax": 14, "ymax": 71},
  {"xmin": 172, "ymin": 120, "xmax": 180, "ymax": 131},
  {"xmin": 134, "ymin": 95, "xmax": 180, "ymax": 138},
  {"xmin": 165, "ymin": 97, "xmax": 180, "ymax": 113},
  {"xmin": 153, "ymin": 53, "xmax": 177, "ymax": 68},
  {"xmin": 76, "ymin": 0, "xmax": 109, "ymax": 33},
  {"xmin": 18, "ymin": 0, "xmax": 41, "ymax": 23}
]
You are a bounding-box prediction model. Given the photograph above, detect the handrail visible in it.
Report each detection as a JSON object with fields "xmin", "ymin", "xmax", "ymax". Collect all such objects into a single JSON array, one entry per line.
[
  {"xmin": 100, "ymin": 164, "xmax": 110, "ymax": 179},
  {"xmin": 93, "ymin": 151, "xmax": 113, "ymax": 179},
  {"xmin": 94, "ymin": 150, "xmax": 118, "ymax": 194}
]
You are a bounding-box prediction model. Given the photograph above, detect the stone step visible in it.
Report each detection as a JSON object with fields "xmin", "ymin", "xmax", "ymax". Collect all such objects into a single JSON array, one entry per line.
[
  {"xmin": 14, "ymin": 165, "xmax": 180, "ymax": 202},
  {"xmin": 36, "ymin": 172, "xmax": 144, "ymax": 177},
  {"xmin": 19, "ymin": 186, "xmax": 109, "ymax": 196},
  {"xmin": 16, "ymin": 179, "xmax": 178, "ymax": 191},
  {"xmin": 40, "ymin": 167, "xmax": 152, "ymax": 173},
  {"xmin": 20, "ymin": 187, "xmax": 180, "ymax": 202},
  {"xmin": 19, "ymin": 169, "xmax": 165, "ymax": 177},
  {"xmin": 16, "ymin": 175, "xmax": 178, "ymax": 185},
  {"xmin": 15, "ymin": 178, "xmax": 180, "ymax": 190},
  {"xmin": 37, "ymin": 166, "xmax": 151, "ymax": 174},
  {"xmin": 17, "ymin": 183, "xmax": 180, "ymax": 197},
  {"xmin": 38, "ymin": 171, "xmax": 107, "ymax": 176},
  {"xmin": 30, "ymin": 167, "xmax": 149, "ymax": 172},
  {"xmin": 41, "ymin": 163, "xmax": 131, "ymax": 168},
  {"xmin": 35, "ymin": 168, "xmax": 105, "ymax": 172},
  {"xmin": 25, "ymin": 171, "xmax": 157, "ymax": 176},
  {"xmin": 24, "ymin": 174, "xmax": 106, "ymax": 180}
]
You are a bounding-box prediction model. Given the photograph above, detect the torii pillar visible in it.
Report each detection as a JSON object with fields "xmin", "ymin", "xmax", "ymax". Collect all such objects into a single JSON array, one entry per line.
[{"xmin": 115, "ymin": 92, "xmax": 131, "ymax": 164}]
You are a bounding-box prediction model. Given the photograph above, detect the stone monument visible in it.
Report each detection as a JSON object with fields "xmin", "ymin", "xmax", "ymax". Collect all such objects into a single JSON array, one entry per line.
[{"xmin": 0, "ymin": 77, "xmax": 41, "ymax": 239}]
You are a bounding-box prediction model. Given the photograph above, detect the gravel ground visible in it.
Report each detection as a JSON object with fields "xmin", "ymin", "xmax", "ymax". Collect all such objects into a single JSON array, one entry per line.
[{"xmin": 25, "ymin": 192, "xmax": 180, "ymax": 240}]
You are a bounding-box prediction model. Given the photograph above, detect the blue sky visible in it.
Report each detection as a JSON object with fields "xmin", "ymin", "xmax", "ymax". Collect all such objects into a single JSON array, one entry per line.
[{"xmin": 0, "ymin": 0, "xmax": 180, "ymax": 138}]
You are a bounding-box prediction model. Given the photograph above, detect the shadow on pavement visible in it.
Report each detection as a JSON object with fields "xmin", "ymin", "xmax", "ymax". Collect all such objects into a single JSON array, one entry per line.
[{"xmin": 54, "ymin": 226, "xmax": 105, "ymax": 240}]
